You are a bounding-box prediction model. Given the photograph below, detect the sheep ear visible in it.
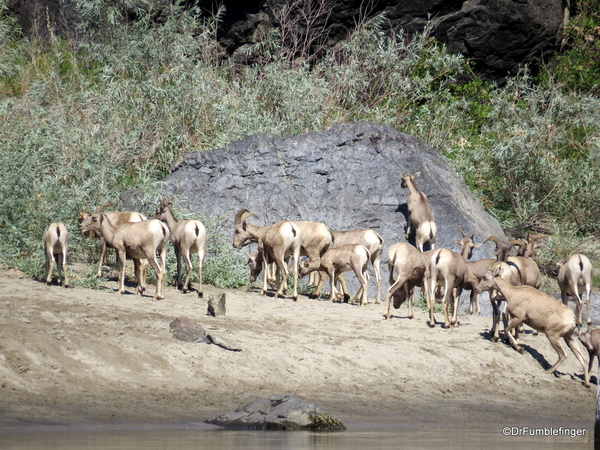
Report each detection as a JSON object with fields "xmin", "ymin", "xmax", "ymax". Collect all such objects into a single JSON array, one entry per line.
[
  {"xmin": 414, "ymin": 171, "xmax": 421, "ymax": 178},
  {"xmin": 492, "ymin": 265, "xmax": 503, "ymax": 277}
]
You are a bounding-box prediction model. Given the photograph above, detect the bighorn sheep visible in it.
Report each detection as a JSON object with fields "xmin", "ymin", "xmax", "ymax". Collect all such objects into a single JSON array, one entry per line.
[
  {"xmin": 79, "ymin": 203, "xmax": 147, "ymax": 277},
  {"xmin": 513, "ymin": 233, "xmax": 544, "ymax": 258},
  {"xmin": 233, "ymin": 209, "xmax": 331, "ymax": 296},
  {"xmin": 154, "ymin": 197, "xmax": 207, "ymax": 297},
  {"xmin": 383, "ymin": 242, "xmax": 432, "ymax": 320},
  {"xmin": 299, "ymin": 244, "xmax": 370, "ymax": 306},
  {"xmin": 81, "ymin": 213, "xmax": 169, "ymax": 300},
  {"xmin": 479, "ymin": 265, "xmax": 590, "ymax": 387},
  {"xmin": 557, "ymin": 253, "xmax": 594, "ymax": 326},
  {"xmin": 453, "ymin": 229, "xmax": 489, "ymax": 316},
  {"xmin": 400, "ymin": 172, "xmax": 437, "ymax": 251},
  {"xmin": 311, "ymin": 229, "xmax": 384, "ymax": 304},
  {"xmin": 579, "ymin": 329, "xmax": 600, "ymax": 375},
  {"xmin": 43, "ymin": 222, "xmax": 69, "ymax": 287},
  {"xmin": 233, "ymin": 210, "xmax": 302, "ymax": 299},
  {"xmin": 478, "ymin": 236, "xmax": 541, "ymax": 342},
  {"xmin": 425, "ymin": 248, "xmax": 468, "ymax": 328}
]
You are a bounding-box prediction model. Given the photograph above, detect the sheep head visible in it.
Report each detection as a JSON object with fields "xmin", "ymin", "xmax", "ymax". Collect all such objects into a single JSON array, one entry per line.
[{"xmin": 232, "ymin": 209, "xmax": 259, "ymax": 248}]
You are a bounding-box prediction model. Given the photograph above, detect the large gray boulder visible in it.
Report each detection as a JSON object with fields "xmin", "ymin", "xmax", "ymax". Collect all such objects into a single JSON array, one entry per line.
[{"xmin": 159, "ymin": 121, "xmax": 505, "ymax": 314}]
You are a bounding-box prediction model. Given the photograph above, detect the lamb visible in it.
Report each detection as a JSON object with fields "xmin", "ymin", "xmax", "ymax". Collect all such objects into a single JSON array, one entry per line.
[
  {"xmin": 299, "ymin": 244, "xmax": 370, "ymax": 306},
  {"xmin": 479, "ymin": 264, "xmax": 590, "ymax": 387},
  {"xmin": 154, "ymin": 197, "xmax": 207, "ymax": 297},
  {"xmin": 43, "ymin": 222, "xmax": 69, "ymax": 287},
  {"xmin": 400, "ymin": 172, "xmax": 437, "ymax": 251},
  {"xmin": 311, "ymin": 228, "xmax": 384, "ymax": 304},
  {"xmin": 579, "ymin": 329, "xmax": 600, "ymax": 375},
  {"xmin": 81, "ymin": 213, "xmax": 169, "ymax": 300},
  {"xmin": 557, "ymin": 253, "xmax": 594, "ymax": 326},
  {"xmin": 79, "ymin": 204, "xmax": 147, "ymax": 277}
]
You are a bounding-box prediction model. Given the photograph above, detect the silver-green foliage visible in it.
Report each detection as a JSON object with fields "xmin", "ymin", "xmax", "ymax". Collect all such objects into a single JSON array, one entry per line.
[{"xmin": 1, "ymin": 4, "xmax": 599, "ymax": 285}]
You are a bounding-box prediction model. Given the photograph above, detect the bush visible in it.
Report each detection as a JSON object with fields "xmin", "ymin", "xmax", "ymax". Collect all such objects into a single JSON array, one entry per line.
[{"xmin": 0, "ymin": 3, "xmax": 598, "ymax": 287}]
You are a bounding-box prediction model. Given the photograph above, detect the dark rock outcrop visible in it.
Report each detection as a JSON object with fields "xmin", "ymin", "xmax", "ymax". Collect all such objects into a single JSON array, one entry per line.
[
  {"xmin": 206, "ymin": 394, "xmax": 346, "ymax": 431},
  {"xmin": 159, "ymin": 121, "xmax": 505, "ymax": 314},
  {"xmin": 9, "ymin": 0, "xmax": 566, "ymax": 82}
]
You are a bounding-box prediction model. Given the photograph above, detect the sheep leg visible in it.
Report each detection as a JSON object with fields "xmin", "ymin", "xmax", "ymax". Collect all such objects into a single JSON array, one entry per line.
[
  {"xmin": 181, "ymin": 249, "xmax": 193, "ymax": 294},
  {"xmin": 96, "ymin": 238, "xmax": 107, "ymax": 278},
  {"xmin": 440, "ymin": 279, "xmax": 452, "ymax": 328},
  {"xmin": 337, "ymin": 273, "xmax": 350, "ymax": 302},
  {"xmin": 372, "ymin": 256, "xmax": 382, "ymax": 304},
  {"xmin": 450, "ymin": 284, "xmax": 462, "ymax": 327},
  {"xmin": 467, "ymin": 289, "xmax": 480, "ymax": 316},
  {"xmin": 490, "ymin": 295, "xmax": 501, "ymax": 342},
  {"xmin": 587, "ymin": 349, "xmax": 596, "ymax": 375},
  {"xmin": 425, "ymin": 278, "xmax": 436, "ymax": 328},
  {"xmin": 544, "ymin": 334, "xmax": 569, "ymax": 375},
  {"xmin": 383, "ymin": 279, "xmax": 403, "ymax": 319},
  {"xmin": 351, "ymin": 264, "xmax": 368, "ymax": 306},
  {"xmin": 312, "ymin": 271, "xmax": 327, "ymax": 297},
  {"xmin": 569, "ymin": 280, "xmax": 584, "ymax": 325},
  {"xmin": 116, "ymin": 250, "xmax": 127, "ymax": 295},
  {"xmin": 564, "ymin": 334, "xmax": 590, "ymax": 387},
  {"xmin": 138, "ymin": 259, "xmax": 148, "ymax": 293},
  {"xmin": 585, "ymin": 283, "xmax": 592, "ymax": 326},
  {"xmin": 174, "ymin": 246, "xmax": 182, "ymax": 291},
  {"xmin": 503, "ymin": 316, "xmax": 524, "ymax": 352},
  {"xmin": 196, "ymin": 248, "xmax": 205, "ymax": 298},
  {"xmin": 146, "ymin": 256, "xmax": 165, "ymax": 300},
  {"xmin": 290, "ymin": 247, "xmax": 299, "ymax": 301},
  {"xmin": 59, "ymin": 248, "xmax": 69, "ymax": 287},
  {"xmin": 329, "ymin": 268, "xmax": 337, "ymax": 302},
  {"xmin": 407, "ymin": 285, "xmax": 414, "ymax": 319},
  {"xmin": 274, "ymin": 256, "xmax": 289, "ymax": 299},
  {"xmin": 44, "ymin": 251, "xmax": 54, "ymax": 285},
  {"xmin": 133, "ymin": 259, "xmax": 144, "ymax": 296}
]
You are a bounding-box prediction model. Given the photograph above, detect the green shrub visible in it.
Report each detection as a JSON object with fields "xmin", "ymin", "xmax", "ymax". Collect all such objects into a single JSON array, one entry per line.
[{"xmin": 0, "ymin": 3, "xmax": 599, "ymax": 290}]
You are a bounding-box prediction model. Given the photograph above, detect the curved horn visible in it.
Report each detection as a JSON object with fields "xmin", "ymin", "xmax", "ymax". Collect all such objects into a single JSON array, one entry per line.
[
  {"xmin": 483, "ymin": 236, "xmax": 504, "ymax": 249},
  {"xmin": 95, "ymin": 201, "xmax": 116, "ymax": 214},
  {"xmin": 457, "ymin": 229, "xmax": 467, "ymax": 238},
  {"xmin": 508, "ymin": 239, "xmax": 524, "ymax": 248},
  {"xmin": 234, "ymin": 209, "xmax": 258, "ymax": 225}
]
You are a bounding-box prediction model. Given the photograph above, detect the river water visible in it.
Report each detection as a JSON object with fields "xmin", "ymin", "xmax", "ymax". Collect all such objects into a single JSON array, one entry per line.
[{"xmin": 0, "ymin": 423, "xmax": 593, "ymax": 449}]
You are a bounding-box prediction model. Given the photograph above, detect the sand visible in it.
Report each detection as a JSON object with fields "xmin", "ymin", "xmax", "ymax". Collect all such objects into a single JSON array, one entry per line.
[{"xmin": 0, "ymin": 264, "xmax": 595, "ymax": 431}]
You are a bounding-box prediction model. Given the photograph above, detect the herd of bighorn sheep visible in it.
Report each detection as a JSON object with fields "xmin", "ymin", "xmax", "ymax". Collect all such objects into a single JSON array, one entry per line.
[{"xmin": 40, "ymin": 171, "xmax": 596, "ymax": 387}]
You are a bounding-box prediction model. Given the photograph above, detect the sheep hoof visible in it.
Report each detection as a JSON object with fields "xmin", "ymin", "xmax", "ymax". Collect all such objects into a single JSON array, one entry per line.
[
  {"xmin": 516, "ymin": 346, "xmax": 523, "ymax": 353},
  {"xmin": 491, "ymin": 336, "xmax": 499, "ymax": 343},
  {"xmin": 408, "ymin": 314, "xmax": 413, "ymax": 319}
]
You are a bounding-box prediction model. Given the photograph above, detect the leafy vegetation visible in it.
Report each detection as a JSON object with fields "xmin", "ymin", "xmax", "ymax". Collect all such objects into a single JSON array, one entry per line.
[{"xmin": 0, "ymin": 0, "xmax": 599, "ymax": 289}]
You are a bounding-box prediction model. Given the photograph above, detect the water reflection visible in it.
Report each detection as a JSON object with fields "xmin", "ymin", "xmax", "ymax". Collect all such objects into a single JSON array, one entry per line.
[{"xmin": 0, "ymin": 425, "xmax": 592, "ymax": 450}]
